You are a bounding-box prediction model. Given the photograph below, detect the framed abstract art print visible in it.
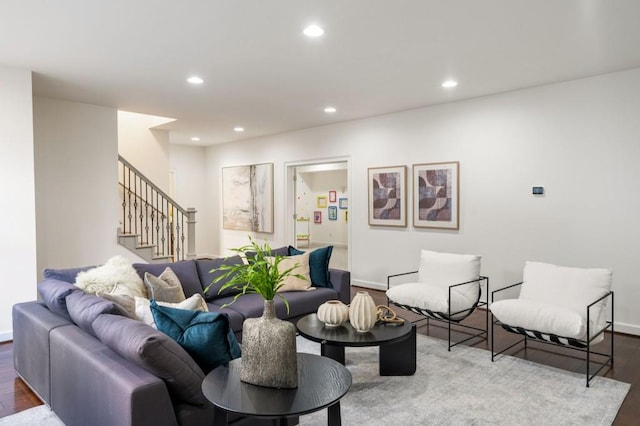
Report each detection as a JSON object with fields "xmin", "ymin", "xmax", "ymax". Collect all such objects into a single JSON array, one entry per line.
[
  {"xmin": 368, "ymin": 166, "xmax": 407, "ymax": 227},
  {"xmin": 413, "ymin": 161, "xmax": 459, "ymax": 230}
]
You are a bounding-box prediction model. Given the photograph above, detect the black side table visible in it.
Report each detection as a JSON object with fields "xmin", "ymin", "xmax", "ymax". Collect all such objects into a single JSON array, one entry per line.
[
  {"xmin": 202, "ymin": 352, "xmax": 352, "ymax": 426},
  {"xmin": 297, "ymin": 313, "xmax": 416, "ymax": 376}
]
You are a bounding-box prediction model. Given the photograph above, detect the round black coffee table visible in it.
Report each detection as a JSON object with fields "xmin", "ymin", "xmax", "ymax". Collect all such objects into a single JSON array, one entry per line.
[
  {"xmin": 202, "ymin": 352, "xmax": 351, "ymax": 426},
  {"xmin": 296, "ymin": 313, "xmax": 416, "ymax": 376}
]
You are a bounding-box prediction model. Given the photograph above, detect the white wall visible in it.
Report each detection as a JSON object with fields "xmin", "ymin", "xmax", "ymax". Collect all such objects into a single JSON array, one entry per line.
[
  {"xmin": 34, "ymin": 97, "xmax": 143, "ymax": 276},
  {"xmin": 203, "ymin": 68, "xmax": 640, "ymax": 335},
  {"xmin": 117, "ymin": 111, "xmax": 171, "ymax": 193},
  {"xmin": 168, "ymin": 144, "xmax": 213, "ymax": 256},
  {"xmin": 0, "ymin": 65, "xmax": 36, "ymax": 341}
]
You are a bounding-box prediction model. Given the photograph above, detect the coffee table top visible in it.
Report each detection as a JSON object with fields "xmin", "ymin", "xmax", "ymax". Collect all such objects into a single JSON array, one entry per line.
[
  {"xmin": 297, "ymin": 313, "xmax": 413, "ymax": 347},
  {"xmin": 201, "ymin": 352, "xmax": 351, "ymax": 419}
]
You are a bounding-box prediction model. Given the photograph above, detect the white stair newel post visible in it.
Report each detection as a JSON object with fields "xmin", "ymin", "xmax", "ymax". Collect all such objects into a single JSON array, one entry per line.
[{"xmin": 187, "ymin": 208, "xmax": 197, "ymax": 259}]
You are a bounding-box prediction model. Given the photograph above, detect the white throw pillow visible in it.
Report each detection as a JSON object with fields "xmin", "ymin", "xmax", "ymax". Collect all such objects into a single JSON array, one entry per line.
[
  {"xmin": 515, "ymin": 261, "xmax": 612, "ymax": 339},
  {"xmin": 75, "ymin": 256, "xmax": 146, "ymax": 299},
  {"xmin": 134, "ymin": 294, "xmax": 208, "ymax": 328},
  {"xmin": 406, "ymin": 250, "xmax": 482, "ymax": 316},
  {"xmin": 271, "ymin": 252, "xmax": 313, "ymax": 292}
]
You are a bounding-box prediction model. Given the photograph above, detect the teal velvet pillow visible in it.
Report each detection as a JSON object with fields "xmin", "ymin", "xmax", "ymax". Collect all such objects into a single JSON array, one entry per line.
[
  {"xmin": 150, "ymin": 301, "xmax": 241, "ymax": 373},
  {"xmin": 288, "ymin": 246, "xmax": 333, "ymax": 288}
]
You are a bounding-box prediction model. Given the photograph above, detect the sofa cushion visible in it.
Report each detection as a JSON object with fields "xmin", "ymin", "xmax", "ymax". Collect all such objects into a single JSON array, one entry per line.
[
  {"xmin": 246, "ymin": 245, "xmax": 289, "ymax": 259},
  {"xmin": 134, "ymin": 260, "xmax": 203, "ymax": 298},
  {"xmin": 38, "ymin": 279, "xmax": 83, "ymax": 321},
  {"xmin": 75, "ymin": 256, "xmax": 146, "ymax": 299},
  {"xmin": 143, "ymin": 267, "xmax": 186, "ymax": 303},
  {"xmin": 135, "ymin": 294, "xmax": 208, "ymax": 328},
  {"xmin": 43, "ymin": 265, "xmax": 96, "ymax": 284},
  {"xmin": 273, "ymin": 252, "xmax": 312, "ymax": 292},
  {"xmin": 66, "ymin": 291, "xmax": 125, "ymax": 337},
  {"xmin": 96, "ymin": 292, "xmax": 136, "ymax": 318},
  {"xmin": 151, "ymin": 302, "xmax": 241, "ymax": 374},
  {"xmin": 195, "ymin": 256, "xmax": 245, "ymax": 301},
  {"xmin": 92, "ymin": 314, "xmax": 207, "ymax": 406},
  {"xmin": 288, "ymin": 245, "xmax": 334, "ymax": 288}
]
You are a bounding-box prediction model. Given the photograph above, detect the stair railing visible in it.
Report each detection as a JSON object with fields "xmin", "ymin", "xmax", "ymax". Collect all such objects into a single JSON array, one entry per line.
[{"xmin": 118, "ymin": 155, "xmax": 196, "ymax": 261}]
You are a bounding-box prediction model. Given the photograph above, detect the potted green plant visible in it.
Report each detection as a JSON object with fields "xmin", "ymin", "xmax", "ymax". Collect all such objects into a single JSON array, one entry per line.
[
  {"xmin": 208, "ymin": 237, "xmax": 306, "ymax": 313},
  {"xmin": 207, "ymin": 237, "xmax": 307, "ymax": 388}
]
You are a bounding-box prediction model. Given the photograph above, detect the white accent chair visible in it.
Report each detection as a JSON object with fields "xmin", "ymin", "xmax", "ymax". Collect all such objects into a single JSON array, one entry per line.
[
  {"xmin": 386, "ymin": 250, "xmax": 489, "ymax": 350},
  {"xmin": 490, "ymin": 261, "xmax": 614, "ymax": 387}
]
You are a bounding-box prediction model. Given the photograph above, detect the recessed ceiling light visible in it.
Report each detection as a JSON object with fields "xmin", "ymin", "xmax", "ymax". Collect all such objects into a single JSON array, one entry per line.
[
  {"xmin": 441, "ymin": 80, "xmax": 458, "ymax": 88},
  {"xmin": 187, "ymin": 76, "xmax": 204, "ymax": 85},
  {"xmin": 303, "ymin": 24, "xmax": 325, "ymax": 38},
  {"xmin": 191, "ymin": 137, "xmax": 200, "ymax": 141},
  {"xmin": 234, "ymin": 127, "xmax": 245, "ymax": 132},
  {"xmin": 324, "ymin": 106, "xmax": 337, "ymax": 113}
]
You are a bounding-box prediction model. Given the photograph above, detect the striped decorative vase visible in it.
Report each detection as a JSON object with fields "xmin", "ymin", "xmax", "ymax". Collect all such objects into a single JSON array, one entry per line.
[{"xmin": 349, "ymin": 291, "xmax": 377, "ymax": 333}]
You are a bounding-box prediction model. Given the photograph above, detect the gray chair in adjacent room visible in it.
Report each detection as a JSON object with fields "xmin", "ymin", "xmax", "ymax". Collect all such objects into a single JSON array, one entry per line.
[
  {"xmin": 490, "ymin": 261, "xmax": 614, "ymax": 387},
  {"xmin": 386, "ymin": 250, "xmax": 489, "ymax": 351}
]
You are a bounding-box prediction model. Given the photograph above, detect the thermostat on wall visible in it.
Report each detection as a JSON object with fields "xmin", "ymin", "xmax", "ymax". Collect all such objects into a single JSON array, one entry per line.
[{"xmin": 532, "ymin": 186, "xmax": 544, "ymax": 195}]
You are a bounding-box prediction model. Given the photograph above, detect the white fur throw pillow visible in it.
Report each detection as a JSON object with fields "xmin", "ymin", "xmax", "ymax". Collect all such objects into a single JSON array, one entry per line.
[
  {"xmin": 75, "ymin": 256, "xmax": 146, "ymax": 299},
  {"xmin": 134, "ymin": 294, "xmax": 209, "ymax": 328}
]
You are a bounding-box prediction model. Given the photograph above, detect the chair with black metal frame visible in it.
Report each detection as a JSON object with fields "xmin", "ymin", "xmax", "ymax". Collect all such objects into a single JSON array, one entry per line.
[
  {"xmin": 490, "ymin": 261, "xmax": 614, "ymax": 387},
  {"xmin": 386, "ymin": 250, "xmax": 489, "ymax": 351}
]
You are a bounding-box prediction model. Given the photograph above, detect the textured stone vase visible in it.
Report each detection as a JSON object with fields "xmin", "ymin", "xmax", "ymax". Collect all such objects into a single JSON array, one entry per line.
[
  {"xmin": 317, "ymin": 300, "xmax": 349, "ymax": 327},
  {"xmin": 240, "ymin": 299, "xmax": 298, "ymax": 388},
  {"xmin": 349, "ymin": 291, "xmax": 377, "ymax": 333}
]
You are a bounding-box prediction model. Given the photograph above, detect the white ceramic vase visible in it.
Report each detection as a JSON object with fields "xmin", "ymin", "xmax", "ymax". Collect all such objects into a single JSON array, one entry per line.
[
  {"xmin": 349, "ymin": 291, "xmax": 377, "ymax": 333},
  {"xmin": 317, "ymin": 300, "xmax": 349, "ymax": 327}
]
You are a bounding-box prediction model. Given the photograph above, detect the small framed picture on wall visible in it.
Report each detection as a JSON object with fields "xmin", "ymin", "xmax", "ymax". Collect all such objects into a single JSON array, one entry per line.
[
  {"xmin": 314, "ymin": 211, "xmax": 322, "ymax": 223},
  {"xmin": 316, "ymin": 196, "xmax": 327, "ymax": 208},
  {"xmin": 328, "ymin": 206, "xmax": 338, "ymax": 220},
  {"xmin": 339, "ymin": 198, "xmax": 348, "ymax": 209},
  {"xmin": 329, "ymin": 191, "xmax": 337, "ymax": 203}
]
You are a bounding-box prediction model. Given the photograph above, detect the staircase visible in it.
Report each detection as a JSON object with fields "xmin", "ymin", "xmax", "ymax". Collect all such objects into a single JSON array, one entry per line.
[{"xmin": 118, "ymin": 155, "xmax": 196, "ymax": 263}]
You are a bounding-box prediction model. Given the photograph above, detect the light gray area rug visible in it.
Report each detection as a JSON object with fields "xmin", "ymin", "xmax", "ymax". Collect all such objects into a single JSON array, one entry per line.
[
  {"xmin": 297, "ymin": 335, "xmax": 629, "ymax": 426},
  {"xmin": 1, "ymin": 335, "xmax": 629, "ymax": 426},
  {"xmin": 0, "ymin": 405, "xmax": 63, "ymax": 426}
]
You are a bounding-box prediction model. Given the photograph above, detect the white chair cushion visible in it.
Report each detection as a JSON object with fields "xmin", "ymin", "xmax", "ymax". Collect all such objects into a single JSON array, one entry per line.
[
  {"xmin": 490, "ymin": 299, "xmax": 598, "ymax": 341},
  {"xmin": 386, "ymin": 281, "xmax": 477, "ymax": 320},
  {"xmin": 520, "ymin": 261, "xmax": 612, "ymax": 334},
  {"xmin": 417, "ymin": 250, "xmax": 481, "ymax": 310}
]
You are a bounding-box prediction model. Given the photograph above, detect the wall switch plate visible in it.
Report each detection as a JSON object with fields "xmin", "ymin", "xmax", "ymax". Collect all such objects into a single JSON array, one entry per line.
[{"xmin": 532, "ymin": 186, "xmax": 544, "ymax": 195}]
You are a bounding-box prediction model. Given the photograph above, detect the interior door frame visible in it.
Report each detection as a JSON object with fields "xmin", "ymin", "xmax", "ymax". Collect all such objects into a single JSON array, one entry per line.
[{"xmin": 284, "ymin": 156, "xmax": 351, "ymax": 270}]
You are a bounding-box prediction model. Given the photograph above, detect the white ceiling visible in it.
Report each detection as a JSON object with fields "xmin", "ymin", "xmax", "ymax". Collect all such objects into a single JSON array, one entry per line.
[{"xmin": 2, "ymin": 0, "xmax": 640, "ymax": 146}]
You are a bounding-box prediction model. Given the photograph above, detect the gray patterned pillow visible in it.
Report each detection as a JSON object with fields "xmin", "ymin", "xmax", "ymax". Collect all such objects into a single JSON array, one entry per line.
[
  {"xmin": 144, "ymin": 267, "xmax": 186, "ymax": 303},
  {"xmin": 97, "ymin": 292, "xmax": 136, "ymax": 318}
]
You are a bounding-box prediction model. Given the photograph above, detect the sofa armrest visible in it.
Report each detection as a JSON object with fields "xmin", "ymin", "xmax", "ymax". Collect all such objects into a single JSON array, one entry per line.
[
  {"xmin": 329, "ymin": 269, "xmax": 351, "ymax": 305},
  {"xmin": 13, "ymin": 301, "xmax": 73, "ymax": 405}
]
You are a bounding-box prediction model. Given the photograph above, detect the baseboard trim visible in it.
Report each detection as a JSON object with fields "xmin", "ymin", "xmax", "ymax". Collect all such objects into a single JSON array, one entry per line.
[
  {"xmin": 351, "ymin": 279, "xmax": 386, "ymax": 291},
  {"xmin": 0, "ymin": 329, "xmax": 13, "ymax": 343},
  {"xmin": 613, "ymin": 321, "xmax": 640, "ymax": 337}
]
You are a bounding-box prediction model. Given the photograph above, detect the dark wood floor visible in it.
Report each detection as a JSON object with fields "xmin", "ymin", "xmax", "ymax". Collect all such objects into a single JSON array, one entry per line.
[{"xmin": 1, "ymin": 286, "xmax": 638, "ymax": 424}]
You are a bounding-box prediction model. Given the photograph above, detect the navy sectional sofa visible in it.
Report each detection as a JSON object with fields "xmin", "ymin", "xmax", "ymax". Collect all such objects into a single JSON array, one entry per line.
[{"xmin": 12, "ymin": 255, "xmax": 350, "ymax": 426}]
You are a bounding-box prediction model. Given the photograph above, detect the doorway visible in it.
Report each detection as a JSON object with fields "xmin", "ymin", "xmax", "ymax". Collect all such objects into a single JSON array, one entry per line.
[{"xmin": 286, "ymin": 158, "xmax": 350, "ymax": 271}]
